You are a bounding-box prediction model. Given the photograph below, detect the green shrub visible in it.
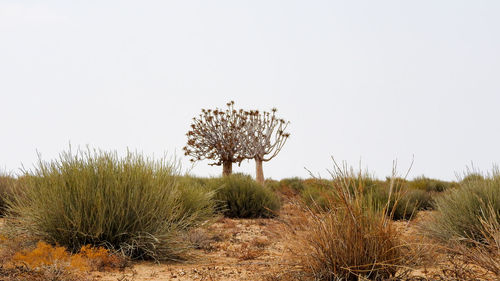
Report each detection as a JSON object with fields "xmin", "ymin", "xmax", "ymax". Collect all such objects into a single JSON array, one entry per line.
[
  {"xmin": 6, "ymin": 148, "xmax": 216, "ymax": 261},
  {"xmin": 264, "ymin": 179, "xmax": 281, "ymax": 192},
  {"xmin": 409, "ymin": 176, "xmax": 451, "ymax": 192},
  {"xmin": 300, "ymin": 179, "xmax": 335, "ymax": 212},
  {"xmin": 426, "ymin": 170, "xmax": 500, "ymax": 243},
  {"xmin": 279, "ymin": 177, "xmax": 305, "ymax": 194},
  {"xmin": 370, "ymin": 186, "xmax": 433, "ymax": 220},
  {"xmin": 334, "ymin": 174, "xmax": 380, "ymax": 196},
  {"xmin": 0, "ymin": 174, "xmax": 15, "ymax": 217},
  {"xmin": 210, "ymin": 174, "xmax": 280, "ymax": 218},
  {"xmin": 300, "ymin": 185, "xmax": 332, "ymax": 212}
]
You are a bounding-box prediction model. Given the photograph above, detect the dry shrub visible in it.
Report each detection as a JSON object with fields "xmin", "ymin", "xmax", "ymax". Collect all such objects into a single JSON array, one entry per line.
[{"xmin": 288, "ymin": 161, "xmax": 424, "ymax": 280}]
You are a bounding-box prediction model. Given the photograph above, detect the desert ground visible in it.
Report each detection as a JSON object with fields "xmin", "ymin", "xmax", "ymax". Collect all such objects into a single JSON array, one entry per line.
[{"xmin": 79, "ymin": 203, "xmax": 432, "ymax": 281}]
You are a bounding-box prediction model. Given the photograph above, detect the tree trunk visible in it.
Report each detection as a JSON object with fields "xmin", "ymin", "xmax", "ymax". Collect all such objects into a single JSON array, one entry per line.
[
  {"xmin": 255, "ymin": 158, "xmax": 264, "ymax": 185},
  {"xmin": 222, "ymin": 161, "xmax": 232, "ymax": 176}
]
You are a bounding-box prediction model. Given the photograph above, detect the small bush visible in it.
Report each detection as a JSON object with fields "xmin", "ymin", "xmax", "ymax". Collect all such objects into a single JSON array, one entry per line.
[
  {"xmin": 279, "ymin": 177, "xmax": 305, "ymax": 194},
  {"xmin": 370, "ymin": 187, "xmax": 434, "ymax": 220},
  {"xmin": 263, "ymin": 179, "xmax": 281, "ymax": 192},
  {"xmin": 6, "ymin": 148, "xmax": 216, "ymax": 261},
  {"xmin": 300, "ymin": 179, "xmax": 334, "ymax": 212},
  {"xmin": 409, "ymin": 176, "xmax": 452, "ymax": 192},
  {"xmin": 426, "ymin": 169, "xmax": 500, "ymax": 243},
  {"xmin": 210, "ymin": 174, "xmax": 280, "ymax": 218}
]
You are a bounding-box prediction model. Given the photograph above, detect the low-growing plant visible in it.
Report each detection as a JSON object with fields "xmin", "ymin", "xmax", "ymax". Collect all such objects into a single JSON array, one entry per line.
[
  {"xmin": 425, "ymin": 169, "xmax": 500, "ymax": 243},
  {"xmin": 6, "ymin": 148, "xmax": 216, "ymax": 261},
  {"xmin": 263, "ymin": 179, "xmax": 280, "ymax": 192},
  {"xmin": 209, "ymin": 174, "xmax": 280, "ymax": 218},
  {"xmin": 409, "ymin": 176, "xmax": 452, "ymax": 192},
  {"xmin": 12, "ymin": 241, "xmax": 89, "ymax": 271},
  {"xmin": 279, "ymin": 177, "xmax": 305, "ymax": 194},
  {"xmin": 370, "ymin": 187, "xmax": 433, "ymax": 220},
  {"xmin": 300, "ymin": 179, "xmax": 334, "ymax": 212}
]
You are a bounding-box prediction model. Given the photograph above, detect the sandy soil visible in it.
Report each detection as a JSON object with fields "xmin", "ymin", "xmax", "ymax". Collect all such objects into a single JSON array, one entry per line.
[
  {"xmin": 92, "ymin": 203, "xmax": 303, "ymax": 281},
  {"xmin": 92, "ymin": 206, "xmax": 435, "ymax": 281}
]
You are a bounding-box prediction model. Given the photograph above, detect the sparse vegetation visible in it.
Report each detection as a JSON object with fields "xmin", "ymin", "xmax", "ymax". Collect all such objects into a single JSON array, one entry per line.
[
  {"xmin": 300, "ymin": 179, "xmax": 334, "ymax": 212},
  {"xmin": 370, "ymin": 186, "xmax": 433, "ymax": 220},
  {"xmin": 409, "ymin": 176, "xmax": 453, "ymax": 192},
  {"xmin": 278, "ymin": 177, "xmax": 305, "ymax": 194},
  {"xmin": 5, "ymin": 148, "xmax": 216, "ymax": 261},
  {"xmin": 1, "ymin": 148, "xmax": 499, "ymax": 280}
]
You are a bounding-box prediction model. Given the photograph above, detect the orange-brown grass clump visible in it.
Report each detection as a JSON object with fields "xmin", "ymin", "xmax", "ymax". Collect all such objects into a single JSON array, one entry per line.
[{"xmin": 288, "ymin": 161, "xmax": 424, "ymax": 281}]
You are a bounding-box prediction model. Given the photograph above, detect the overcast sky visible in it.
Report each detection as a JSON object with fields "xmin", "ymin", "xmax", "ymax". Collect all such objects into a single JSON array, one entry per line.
[{"xmin": 1, "ymin": 1, "xmax": 499, "ymax": 180}]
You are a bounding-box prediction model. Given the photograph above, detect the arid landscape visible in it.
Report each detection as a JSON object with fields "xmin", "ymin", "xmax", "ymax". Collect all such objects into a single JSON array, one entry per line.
[
  {"xmin": 2, "ymin": 1, "xmax": 500, "ymax": 280},
  {"xmin": 1, "ymin": 167, "xmax": 499, "ymax": 281}
]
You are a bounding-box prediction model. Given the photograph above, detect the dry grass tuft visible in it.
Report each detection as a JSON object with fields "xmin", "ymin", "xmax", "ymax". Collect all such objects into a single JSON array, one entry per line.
[{"xmin": 286, "ymin": 161, "xmax": 427, "ymax": 280}]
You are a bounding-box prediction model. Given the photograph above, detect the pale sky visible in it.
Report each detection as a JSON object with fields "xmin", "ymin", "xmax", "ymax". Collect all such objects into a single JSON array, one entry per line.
[{"xmin": 1, "ymin": 1, "xmax": 499, "ymax": 180}]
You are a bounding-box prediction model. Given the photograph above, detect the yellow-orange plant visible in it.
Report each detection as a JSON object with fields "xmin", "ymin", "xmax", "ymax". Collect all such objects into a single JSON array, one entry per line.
[
  {"xmin": 11, "ymin": 241, "xmax": 125, "ymax": 272},
  {"xmin": 12, "ymin": 241, "xmax": 90, "ymax": 271}
]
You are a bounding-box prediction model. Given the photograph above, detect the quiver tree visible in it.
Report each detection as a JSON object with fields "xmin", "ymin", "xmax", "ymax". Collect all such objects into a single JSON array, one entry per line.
[
  {"xmin": 243, "ymin": 108, "xmax": 290, "ymax": 184},
  {"xmin": 183, "ymin": 101, "xmax": 248, "ymax": 176}
]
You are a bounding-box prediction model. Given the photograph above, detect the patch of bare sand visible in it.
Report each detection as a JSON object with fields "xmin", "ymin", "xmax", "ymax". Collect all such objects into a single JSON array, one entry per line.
[{"xmin": 94, "ymin": 203, "xmax": 303, "ymax": 281}]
